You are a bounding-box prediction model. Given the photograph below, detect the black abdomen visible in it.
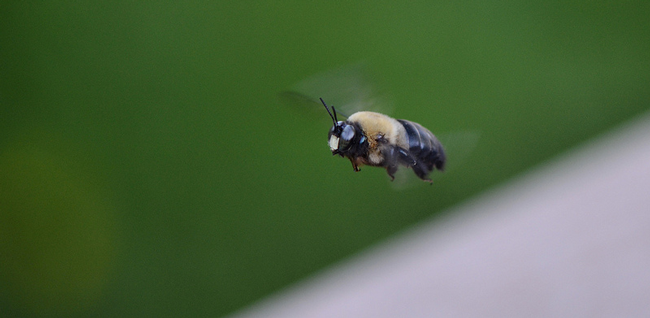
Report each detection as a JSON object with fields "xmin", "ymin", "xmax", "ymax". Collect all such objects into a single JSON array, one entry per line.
[{"xmin": 397, "ymin": 119, "xmax": 446, "ymax": 180}]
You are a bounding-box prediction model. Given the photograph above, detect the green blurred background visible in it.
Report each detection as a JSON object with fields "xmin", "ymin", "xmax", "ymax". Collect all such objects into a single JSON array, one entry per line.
[{"xmin": 1, "ymin": 1, "xmax": 648, "ymax": 317}]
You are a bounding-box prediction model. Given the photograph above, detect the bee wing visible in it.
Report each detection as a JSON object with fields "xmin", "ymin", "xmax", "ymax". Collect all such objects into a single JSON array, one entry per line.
[
  {"xmin": 391, "ymin": 130, "xmax": 481, "ymax": 190},
  {"xmin": 278, "ymin": 91, "xmax": 341, "ymax": 118},
  {"xmin": 437, "ymin": 131, "xmax": 481, "ymax": 173},
  {"xmin": 280, "ymin": 63, "xmax": 393, "ymax": 117}
]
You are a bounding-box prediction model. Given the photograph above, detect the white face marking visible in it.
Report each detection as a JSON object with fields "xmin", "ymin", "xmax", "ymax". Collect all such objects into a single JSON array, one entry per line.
[{"xmin": 329, "ymin": 136, "xmax": 339, "ymax": 151}]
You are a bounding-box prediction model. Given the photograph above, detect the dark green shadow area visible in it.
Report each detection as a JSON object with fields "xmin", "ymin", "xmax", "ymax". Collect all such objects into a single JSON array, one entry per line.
[{"xmin": 1, "ymin": 1, "xmax": 648, "ymax": 317}]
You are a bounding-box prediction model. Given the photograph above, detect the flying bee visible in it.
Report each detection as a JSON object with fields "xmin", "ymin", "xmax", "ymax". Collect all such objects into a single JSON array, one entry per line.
[{"xmin": 320, "ymin": 98, "xmax": 445, "ymax": 183}]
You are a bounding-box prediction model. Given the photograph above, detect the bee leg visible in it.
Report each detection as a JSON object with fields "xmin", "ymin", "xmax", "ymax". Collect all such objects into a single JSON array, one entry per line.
[
  {"xmin": 412, "ymin": 162, "xmax": 433, "ymax": 183},
  {"xmin": 386, "ymin": 165, "xmax": 398, "ymax": 181},
  {"xmin": 397, "ymin": 148, "xmax": 416, "ymax": 167},
  {"xmin": 350, "ymin": 160, "xmax": 361, "ymax": 172}
]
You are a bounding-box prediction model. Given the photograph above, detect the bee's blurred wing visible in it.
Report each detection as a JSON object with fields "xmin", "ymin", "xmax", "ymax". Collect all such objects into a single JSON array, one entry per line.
[
  {"xmin": 437, "ymin": 131, "xmax": 481, "ymax": 173},
  {"xmin": 391, "ymin": 130, "xmax": 481, "ymax": 190},
  {"xmin": 281, "ymin": 63, "xmax": 393, "ymax": 117},
  {"xmin": 278, "ymin": 91, "xmax": 331, "ymax": 118}
]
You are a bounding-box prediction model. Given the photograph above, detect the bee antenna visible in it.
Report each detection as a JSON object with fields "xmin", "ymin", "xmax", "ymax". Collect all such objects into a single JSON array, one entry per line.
[{"xmin": 320, "ymin": 98, "xmax": 338, "ymax": 125}]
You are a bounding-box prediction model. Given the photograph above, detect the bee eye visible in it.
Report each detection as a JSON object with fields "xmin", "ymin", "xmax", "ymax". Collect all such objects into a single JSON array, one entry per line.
[{"xmin": 341, "ymin": 125, "xmax": 355, "ymax": 141}]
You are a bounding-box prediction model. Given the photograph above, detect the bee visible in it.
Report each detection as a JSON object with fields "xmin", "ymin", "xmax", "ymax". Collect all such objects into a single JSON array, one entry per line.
[{"xmin": 320, "ymin": 98, "xmax": 445, "ymax": 183}]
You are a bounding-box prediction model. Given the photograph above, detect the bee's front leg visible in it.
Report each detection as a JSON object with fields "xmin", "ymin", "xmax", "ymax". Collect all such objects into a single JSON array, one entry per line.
[{"xmin": 349, "ymin": 159, "xmax": 361, "ymax": 172}]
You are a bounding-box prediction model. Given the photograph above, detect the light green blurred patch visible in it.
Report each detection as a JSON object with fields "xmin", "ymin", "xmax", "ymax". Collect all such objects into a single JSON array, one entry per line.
[{"xmin": 0, "ymin": 129, "xmax": 117, "ymax": 316}]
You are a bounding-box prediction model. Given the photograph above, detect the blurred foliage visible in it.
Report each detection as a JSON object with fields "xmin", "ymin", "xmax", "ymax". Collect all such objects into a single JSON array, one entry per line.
[{"xmin": 1, "ymin": 1, "xmax": 649, "ymax": 317}]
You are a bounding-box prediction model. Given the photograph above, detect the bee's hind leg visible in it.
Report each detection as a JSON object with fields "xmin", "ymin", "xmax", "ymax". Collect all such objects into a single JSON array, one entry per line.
[
  {"xmin": 397, "ymin": 148, "xmax": 417, "ymax": 167},
  {"xmin": 412, "ymin": 162, "xmax": 433, "ymax": 183}
]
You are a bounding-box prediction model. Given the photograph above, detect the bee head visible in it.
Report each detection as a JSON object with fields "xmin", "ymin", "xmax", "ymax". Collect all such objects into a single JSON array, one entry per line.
[{"xmin": 321, "ymin": 98, "xmax": 357, "ymax": 155}]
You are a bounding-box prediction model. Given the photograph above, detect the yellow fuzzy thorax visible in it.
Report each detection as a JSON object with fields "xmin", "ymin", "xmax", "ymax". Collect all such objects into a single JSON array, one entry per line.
[{"xmin": 347, "ymin": 111, "xmax": 409, "ymax": 150}]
